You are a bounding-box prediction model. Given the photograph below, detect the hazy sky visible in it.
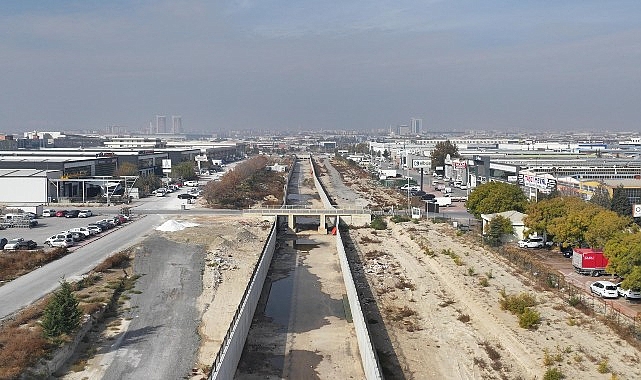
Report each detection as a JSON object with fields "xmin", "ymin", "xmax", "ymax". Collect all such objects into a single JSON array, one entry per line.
[{"xmin": 2, "ymin": 1, "xmax": 640, "ymax": 134}]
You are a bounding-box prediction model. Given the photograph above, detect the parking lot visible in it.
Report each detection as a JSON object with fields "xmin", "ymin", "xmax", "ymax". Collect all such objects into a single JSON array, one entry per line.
[
  {"xmin": 520, "ymin": 246, "xmax": 641, "ymax": 316},
  {"xmin": 0, "ymin": 211, "xmax": 129, "ymax": 251}
]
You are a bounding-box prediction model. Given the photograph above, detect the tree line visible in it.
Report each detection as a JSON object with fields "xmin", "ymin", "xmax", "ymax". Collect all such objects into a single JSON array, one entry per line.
[{"xmin": 467, "ymin": 181, "xmax": 640, "ymax": 290}]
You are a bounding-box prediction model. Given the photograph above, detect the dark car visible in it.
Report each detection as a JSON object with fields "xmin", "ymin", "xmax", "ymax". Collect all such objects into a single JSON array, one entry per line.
[
  {"xmin": 55, "ymin": 210, "xmax": 68, "ymax": 217},
  {"xmin": 0, "ymin": 237, "xmax": 7, "ymax": 249},
  {"xmin": 421, "ymin": 193, "xmax": 436, "ymax": 201},
  {"xmin": 5, "ymin": 238, "xmax": 38, "ymax": 250},
  {"xmin": 178, "ymin": 193, "xmax": 197, "ymax": 199},
  {"xmin": 411, "ymin": 190, "xmax": 427, "ymax": 197},
  {"xmin": 560, "ymin": 245, "xmax": 574, "ymax": 258},
  {"xmin": 65, "ymin": 210, "xmax": 80, "ymax": 218}
]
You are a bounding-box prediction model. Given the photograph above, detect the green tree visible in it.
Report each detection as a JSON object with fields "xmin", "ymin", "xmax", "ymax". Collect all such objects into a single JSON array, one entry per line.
[
  {"xmin": 611, "ymin": 185, "xmax": 632, "ymax": 217},
  {"xmin": 137, "ymin": 174, "xmax": 162, "ymax": 195},
  {"xmin": 589, "ymin": 184, "xmax": 611, "ymax": 209},
  {"xmin": 171, "ymin": 161, "xmax": 197, "ymax": 181},
  {"xmin": 41, "ymin": 280, "xmax": 83, "ymax": 339},
  {"xmin": 484, "ymin": 215, "xmax": 514, "ymax": 247},
  {"xmin": 604, "ymin": 231, "xmax": 641, "ymax": 290},
  {"xmin": 525, "ymin": 197, "xmax": 575, "ymax": 237},
  {"xmin": 465, "ymin": 182, "xmax": 528, "ymax": 218},
  {"xmin": 546, "ymin": 203, "xmax": 600, "ymax": 248},
  {"xmin": 583, "ymin": 209, "xmax": 630, "ymax": 248},
  {"xmin": 382, "ymin": 149, "xmax": 390, "ymax": 160},
  {"xmin": 430, "ymin": 140, "xmax": 459, "ymax": 171}
]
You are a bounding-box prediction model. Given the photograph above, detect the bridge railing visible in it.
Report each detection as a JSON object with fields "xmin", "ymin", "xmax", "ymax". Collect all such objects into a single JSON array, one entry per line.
[{"xmin": 242, "ymin": 207, "xmax": 371, "ymax": 215}]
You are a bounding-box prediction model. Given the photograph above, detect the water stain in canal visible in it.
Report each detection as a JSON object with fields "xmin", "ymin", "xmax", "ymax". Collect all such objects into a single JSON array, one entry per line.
[{"xmin": 264, "ymin": 241, "xmax": 319, "ymax": 328}]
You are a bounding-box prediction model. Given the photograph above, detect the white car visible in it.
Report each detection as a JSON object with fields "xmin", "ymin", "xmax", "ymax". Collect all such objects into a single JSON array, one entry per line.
[
  {"xmin": 517, "ymin": 237, "xmax": 545, "ymax": 248},
  {"xmin": 69, "ymin": 227, "xmax": 93, "ymax": 237},
  {"xmin": 46, "ymin": 238, "xmax": 73, "ymax": 248},
  {"xmin": 86, "ymin": 225, "xmax": 102, "ymax": 235},
  {"xmin": 42, "ymin": 209, "xmax": 56, "ymax": 217},
  {"xmin": 78, "ymin": 209, "xmax": 93, "ymax": 218},
  {"xmin": 400, "ymin": 184, "xmax": 420, "ymax": 192},
  {"xmin": 590, "ymin": 281, "xmax": 619, "ymax": 298},
  {"xmin": 616, "ymin": 283, "xmax": 641, "ymax": 300}
]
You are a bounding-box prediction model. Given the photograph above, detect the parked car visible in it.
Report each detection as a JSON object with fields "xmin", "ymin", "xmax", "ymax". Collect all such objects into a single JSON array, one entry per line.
[
  {"xmin": 400, "ymin": 184, "xmax": 420, "ymax": 192},
  {"xmin": 45, "ymin": 235, "xmax": 74, "ymax": 247},
  {"xmin": 4, "ymin": 238, "xmax": 38, "ymax": 250},
  {"xmin": 55, "ymin": 210, "xmax": 68, "ymax": 217},
  {"xmin": 65, "ymin": 210, "xmax": 80, "ymax": 218},
  {"xmin": 47, "ymin": 238, "xmax": 73, "ymax": 248},
  {"xmin": 86, "ymin": 225, "xmax": 103, "ymax": 234},
  {"xmin": 113, "ymin": 215, "xmax": 129, "ymax": 224},
  {"xmin": 411, "ymin": 190, "xmax": 426, "ymax": 197},
  {"xmin": 517, "ymin": 237, "xmax": 545, "ymax": 248},
  {"xmin": 58, "ymin": 231, "xmax": 83, "ymax": 242},
  {"xmin": 99, "ymin": 219, "xmax": 116, "ymax": 228},
  {"xmin": 69, "ymin": 227, "xmax": 93, "ymax": 237},
  {"xmin": 421, "ymin": 193, "xmax": 436, "ymax": 201},
  {"xmin": 590, "ymin": 281, "xmax": 619, "ymax": 298},
  {"xmin": 88, "ymin": 223, "xmax": 107, "ymax": 232},
  {"xmin": 78, "ymin": 209, "xmax": 93, "ymax": 218},
  {"xmin": 178, "ymin": 193, "xmax": 197, "ymax": 199},
  {"xmin": 183, "ymin": 180, "xmax": 199, "ymax": 187},
  {"xmin": 616, "ymin": 283, "xmax": 641, "ymax": 300},
  {"xmin": 0, "ymin": 237, "xmax": 7, "ymax": 249},
  {"xmin": 42, "ymin": 209, "xmax": 56, "ymax": 217}
]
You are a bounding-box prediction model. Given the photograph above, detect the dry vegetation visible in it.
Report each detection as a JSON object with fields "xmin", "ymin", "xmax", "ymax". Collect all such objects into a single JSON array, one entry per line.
[
  {"xmin": 202, "ymin": 155, "xmax": 289, "ymax": 208},
  {"xmin": 0, "ymin": 249, "xmax": 136, "ymax": 379},
  {"xmin": 315, "ymin": 157, "xmax": 409, "ymax": 210},
  {"xmin": 0, "ymin": 247, "xmax": 69, "ymax": 283}
]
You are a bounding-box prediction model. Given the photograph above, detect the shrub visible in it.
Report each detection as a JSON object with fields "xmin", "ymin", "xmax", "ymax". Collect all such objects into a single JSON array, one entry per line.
[
  {"xmin": 499, "ymin": 290, "xmax": 537, "ymax": 315},
  {"xmin": 370, "ymin": 216, "xmax": 388, "ymax": 230},
  {"xmin": 479, "ymin": 277, "xmax": 490, "ymax": 287},
  {"xmin": 95, "ymin": 252, "xmax": 131, "ymax": 273},
  {"xmin": 391, "ymin": 215, "xmax": 410, "ymax": 223},
  {"xmin": 568, "ymin": 295, "xmax": 582, "ymax": 308},
  {"xmin": 543, "ymin": 367, "xmax": 565, "ymax": 380},
  {"xmin": 518, "ymin": 307, "xmax": 541, "ymax": 330},
  {"xmin": 597, "ymin": 358, "xmax": 610, "ymax": 374}
]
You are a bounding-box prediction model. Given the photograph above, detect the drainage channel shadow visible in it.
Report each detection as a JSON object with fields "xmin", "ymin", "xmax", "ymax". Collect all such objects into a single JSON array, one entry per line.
[{"xmin": 340, "ymin": 226, "xmax": 407, "ymax": 380}]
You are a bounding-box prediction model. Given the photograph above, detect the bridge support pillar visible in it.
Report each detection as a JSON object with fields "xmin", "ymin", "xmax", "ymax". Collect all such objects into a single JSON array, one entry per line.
[
  {"xmin": 288, "ymin": 214, "xmax": 295, "ymax": 230},
  {"xmin": 318, "ymin": 213, "xmax": 327, "ymax": 233}
]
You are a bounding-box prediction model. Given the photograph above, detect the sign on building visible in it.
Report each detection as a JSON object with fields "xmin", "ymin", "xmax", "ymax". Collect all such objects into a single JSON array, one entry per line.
[
  {"xmin": 412, "ymin": 159, "xmax": 430, "ymax": 168},
  {"xmin": 518, "ymin": 173, "xmax": 557, "ymax": 192},
  {"xmin": 162, "ymin": 159, "xmax": 172, "ymax": 174},
  {"xmin": 634, "ymin": 204, "xmax": 641, "ymax": 218}
]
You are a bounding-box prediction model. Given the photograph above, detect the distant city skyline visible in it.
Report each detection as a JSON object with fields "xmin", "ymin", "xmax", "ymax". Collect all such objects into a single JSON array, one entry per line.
[{"xmin": 1, "ymin": 1, "xmax": 640, "ymax": 134}]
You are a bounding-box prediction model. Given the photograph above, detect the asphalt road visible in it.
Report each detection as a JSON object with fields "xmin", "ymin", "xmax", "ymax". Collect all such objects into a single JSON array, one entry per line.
[
  {"xmin": 102, "ymin": 236, "xmax": 204, "ymax": 380},
  {"xmin": 0, "ymin": 213, "xmax": 162, "ymax": 320}
]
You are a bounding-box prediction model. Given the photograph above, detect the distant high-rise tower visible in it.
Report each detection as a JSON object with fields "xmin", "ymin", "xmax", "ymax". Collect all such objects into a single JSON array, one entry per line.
[
  {"xmin": 172, "ymin": 115, "xmax": 182, "ymax": 134},
  {"xmin": 155, "ymin": 115, "xmax": 167, "ymax": 134},
  {"xmin": 410, "ymin": 118, "xmax": 422, "ymax": 135}
]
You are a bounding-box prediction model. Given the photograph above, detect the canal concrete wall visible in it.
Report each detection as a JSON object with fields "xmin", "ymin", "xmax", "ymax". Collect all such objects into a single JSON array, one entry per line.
[
  {"xmin": 309, "ymin": 155, "xmax": 382, "ymax": 378},
  {"xmin": 208, "ymin": 219, "xmax": 280, "ymax": 380},
  {"xmin": 310, "ymin": 156, "xmax": 335, "ymax": 209},
  {"xmin": 335, "ymin": 228, "xmax": 384, "ymax": 380}
]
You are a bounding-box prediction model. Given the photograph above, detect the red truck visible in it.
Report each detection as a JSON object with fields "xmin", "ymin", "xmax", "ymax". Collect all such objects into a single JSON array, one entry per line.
[{"xmin": 572, "ymin": 248, "xmax": 609, "ymax": 276}]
